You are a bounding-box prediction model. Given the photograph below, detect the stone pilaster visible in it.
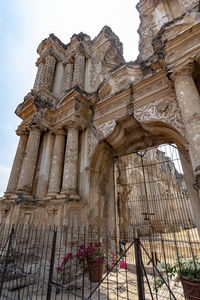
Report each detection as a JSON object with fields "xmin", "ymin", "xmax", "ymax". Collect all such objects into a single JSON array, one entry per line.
[
  {"xmin": 34, "ymin": 131, "xmax": 55, "ymax": 199},
  {"xmin": 62, "ymin": 61, "xmax": 74, "ymax": 92},
  {"xmin": 33, "ymin": 62, "xmax": 44, "ymax": 91},
  {"xmin": 47, "ymin": 129, "xmax": 66, "ymax": 195},
  {"xmin": 42, "ymin": 54, "xmax": 57, "ymax": 92},
  {"xmin": 5, "ymin": 129, "xmax": 29, "ymax": 196},
  {"xmin": 73, "ymin": 51, "xmax": 85, "ymax": 89},
  {"xmin": 61, "ymin": 125, "xmax": 79, "ymax": 196},
  {"xmin": 172, "ymin": 66, "xmax": 200, "ymax": 188},
  {"xmin": 17, "ymin": 124, "xmax": 42, "ymax": 195}
]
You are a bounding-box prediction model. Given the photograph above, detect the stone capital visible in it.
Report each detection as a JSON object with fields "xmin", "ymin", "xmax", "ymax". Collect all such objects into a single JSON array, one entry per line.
[
  {"xmin": 16, "ymin": 128, "xmax": 29, "ymax": 136},
  {"xmin": 63, "ymin": 57, "xmax": 74, "ymax": 66},
  {"xmin": 65, "ymin": 122, "xmax": 80, "ymax": 130},
  {"xmin": 52, "ymin": 128, "xmax": 67, "ymax": 136},
  {"xmin": 74, "ymin": 44, "xmax": 89, "ymax": 58},
  {"xmin": 171, "ymin": 63, "xmax": 194, "ymax": 81},
  {"xmin": 29, "ymin": 121, "xmax": 46, "ymax": 132}
]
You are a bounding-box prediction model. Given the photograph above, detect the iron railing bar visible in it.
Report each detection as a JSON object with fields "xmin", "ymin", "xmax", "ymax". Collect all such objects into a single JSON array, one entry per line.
[
  {"xmin": 187, "ymin": 230, "xmax": 200, "ymax": 291},
  {"xmin": 160, "ymin": 231, "xmax": 172, "ymax": 300},
  {"xmin": 46, "ymin": 226, "xmax": 57, "ymax": 300},
  {"xmin": 82, "ymin": 226, "xmax": 86, "ymax": 299},
  {"xmin": 173, "ymin": 231, "xmax": 187, "ymax": 299},
  {"xmin": 87, "ymin": 239, "xmax": 136, "ymax": 299},
  {"xmin": 19, "ymin": 225, "xmax": 33, "ymax": 300},
  {"xmin": 139, "ymin": 241, "xmax": 177, "ymax": 300},
  {"xmin": 141, "ymin": 256, "xmax": 154, "ymax": 300},
  {"xmin": 0, "ymin": 225, "xmax": 15, "ymax": 298}
]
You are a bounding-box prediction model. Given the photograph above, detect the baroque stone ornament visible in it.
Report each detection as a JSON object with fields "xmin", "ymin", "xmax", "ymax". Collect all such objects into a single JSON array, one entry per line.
[
  {"xmin": 96, "ymin": 120, "xmax": 116, "ymax": 139},
  {"xmin": 87, "ymin": 131, "xmax": 99, "ymax": 159},
  {"xmin": 134, "ymin": 97, "xmax": 184, "ymax": 133}
]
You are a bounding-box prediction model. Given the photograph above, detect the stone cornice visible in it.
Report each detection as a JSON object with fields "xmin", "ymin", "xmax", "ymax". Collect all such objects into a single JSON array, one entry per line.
[
  {"xmin": 170, "ymin": 62, "xmax": 195, "ymax": 81},
  {"xmin": 165, "ymin": 21, "xmax": 200, "ymax": 72},
  {"xmin": 36, "ymin": 47, "xmax": 63, "ymax": 66}
]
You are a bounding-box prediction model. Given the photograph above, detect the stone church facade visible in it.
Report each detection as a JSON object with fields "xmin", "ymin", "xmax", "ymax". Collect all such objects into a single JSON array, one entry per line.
[{"xmin": 1, "ymin": 0, "xmax": 200, "ymax": 234}]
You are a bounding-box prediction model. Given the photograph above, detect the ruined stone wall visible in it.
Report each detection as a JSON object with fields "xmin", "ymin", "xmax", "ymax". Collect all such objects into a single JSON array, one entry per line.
[{"xmin": 1, "ymin": 0, "xmax": 200, "ymax": 235}]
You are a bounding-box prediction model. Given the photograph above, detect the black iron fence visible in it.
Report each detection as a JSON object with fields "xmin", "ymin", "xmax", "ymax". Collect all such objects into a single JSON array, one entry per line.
[{"xmin": 0, "ymin": 224, "xmax": 199, "ymax": 299}]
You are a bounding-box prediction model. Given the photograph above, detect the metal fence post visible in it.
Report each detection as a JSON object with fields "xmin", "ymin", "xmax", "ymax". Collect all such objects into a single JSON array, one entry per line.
[
  {"xmin": 46, "ymin": 227, "xmax": 57, "ymax": 300},
  {"xmin": 0, "ymin": 225, "xmax": 15, "ymax": 298},
  {"xmin": 134, "ymin": 237, "xmax": 145, "ymax": 300}
]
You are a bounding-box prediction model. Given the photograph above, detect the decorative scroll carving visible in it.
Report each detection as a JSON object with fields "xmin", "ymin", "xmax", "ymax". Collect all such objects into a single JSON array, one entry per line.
[
  {"xmin": 96, "ymin": 120, "xmax": 116, "ymax": 138},
  {"xmin": 87, "ymin": 131, "xmax": 99, "ymax": 159},
  {"xmin": 134, "ymin": 97, "xmax": 184, "ymax": 132}
]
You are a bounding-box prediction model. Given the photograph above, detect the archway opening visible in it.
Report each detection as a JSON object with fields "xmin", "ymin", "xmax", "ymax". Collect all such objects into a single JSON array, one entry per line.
[{"xmin": 114, "ymin": 143, "xmax": 198, "ymax": 239}]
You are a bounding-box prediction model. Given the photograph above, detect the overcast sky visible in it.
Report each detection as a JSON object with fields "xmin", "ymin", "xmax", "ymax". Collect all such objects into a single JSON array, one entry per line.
[{"xmin": 0, "ymin": 0, "xmax": 140, "ymax": 196}]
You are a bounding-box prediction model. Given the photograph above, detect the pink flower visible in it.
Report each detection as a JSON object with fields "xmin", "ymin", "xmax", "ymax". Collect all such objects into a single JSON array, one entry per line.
[
  {"xmin": 79, "ymin": 244, "xmax": 84, "ymax": 250},
  {"xmin": 58, "ymin": 266, "xmax": 62, "ymax": 270},
  {"xmin": 120, "ymin": 260, "xmax": 128, "ymax": 269},
  {"xmin": 95, "ymin": 258, "xmax": 102, "ymax": 262},
  {"xmin": 67, "ymin": 253, "xmax": 72, "ymax": 258},
  {"xmin": 110, "ymin": 253, "xmax": 115, "ymax": 256}
]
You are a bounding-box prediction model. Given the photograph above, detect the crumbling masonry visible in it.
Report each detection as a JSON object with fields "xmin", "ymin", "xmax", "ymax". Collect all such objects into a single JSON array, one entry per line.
[{"xmin": 1, "ymin": 0, "xmax": 200, "ymax": 235}]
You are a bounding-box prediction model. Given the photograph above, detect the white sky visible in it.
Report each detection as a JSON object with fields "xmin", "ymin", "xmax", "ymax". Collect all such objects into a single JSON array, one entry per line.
[{"xmin": 0, "ymin": 0, "xmax": 140, "ymax": 196}]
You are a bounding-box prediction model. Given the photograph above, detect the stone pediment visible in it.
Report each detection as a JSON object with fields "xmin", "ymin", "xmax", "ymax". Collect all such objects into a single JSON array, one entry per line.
[{"xmin": 15, "ymin": 93, "xmax": 35, "ymax": 120}]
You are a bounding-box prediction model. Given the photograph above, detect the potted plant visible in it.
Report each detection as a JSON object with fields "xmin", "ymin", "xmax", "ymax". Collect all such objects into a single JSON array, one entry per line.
[
  {"xmin": 58, "ymin": 242, "xmax": 128, "ymax": 282},
  {"xmin": 155, "ymin": 255, "xmax": 200, "ymax": 300}
]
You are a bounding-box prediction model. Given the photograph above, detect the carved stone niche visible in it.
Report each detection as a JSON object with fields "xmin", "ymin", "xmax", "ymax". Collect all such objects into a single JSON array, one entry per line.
[
  {"xmin": 102, "ymin": 47, "xmax": 122, "ymax": 74},
  {"xmin": 46, "ymin": 207, "xmax": 59, "ymax": 225}
]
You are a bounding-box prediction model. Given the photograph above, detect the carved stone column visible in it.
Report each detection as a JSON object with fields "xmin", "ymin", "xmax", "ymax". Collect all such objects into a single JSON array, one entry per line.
[
  {"xmin": 61, "ymin": 125, "xmax": 79, "ymax": 195},
  {"xmin": 17, "ymin": 124, "xmax": 42, "ymax": 195},
  {"xmin": 179, "ymin": 152, "xmax": 200, "ymax": 236},
  {"xmin": 173, "ymin": 66, "xmax": 200, "ymax": 187},
  {"xmin": 62, "ymin": 61, "xmax": 74, "ymax": 92},
  {"xmin": 73, "ymin": 51, "xmax": 85, "ymax": 89},
  {"xmin": 47, "ymin": 129, "xmax": 66, "ymax": 195},
  {"xmin": 33, "ymin": 62, "xmax": 44, "ymax": 91},
  {"xmin": 5, "ymin": 129, "xmax": 29, "ymax": 196},
  {"xmin": 42, "ymin": 54, "xmax": 56, "ymax": 92}
]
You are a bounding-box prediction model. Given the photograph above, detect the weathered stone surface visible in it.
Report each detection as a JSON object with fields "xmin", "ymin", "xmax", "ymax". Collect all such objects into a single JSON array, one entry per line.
[{"xmin": 1, "ymin": 0, "xmax": 200, "ymax": 235}]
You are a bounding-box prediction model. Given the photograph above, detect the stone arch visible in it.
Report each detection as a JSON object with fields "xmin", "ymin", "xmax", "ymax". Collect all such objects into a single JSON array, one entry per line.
[{"xmin": 89, "ymin": 116, "xmax": 191, "ymax": 231}]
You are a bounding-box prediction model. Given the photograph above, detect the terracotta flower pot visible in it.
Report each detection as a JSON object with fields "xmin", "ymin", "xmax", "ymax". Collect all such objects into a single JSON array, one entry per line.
[
  {"xmin": 87, "ymin": 257, "xmax": 104, "ymax": 282},
  {"xmin": 180, "ymin": 275, "xmax": 200, "ymax": 300}
]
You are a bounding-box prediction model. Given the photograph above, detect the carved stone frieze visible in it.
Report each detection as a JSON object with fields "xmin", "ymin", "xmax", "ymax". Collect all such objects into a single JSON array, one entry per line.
[
  {"xmin": 95, "ymin": 98, "xmax": 128, "ymax": 119},
  {"xmin": 134, "ymin": 96, "xmax": 185, "ymax": 133},
  {"xmin": 95, "ymin": 119, "xmax": 116, "ymax": 138},
  {"xmin": 134, "ymin": 78, "xmax": 169, "ymax": 100}
]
